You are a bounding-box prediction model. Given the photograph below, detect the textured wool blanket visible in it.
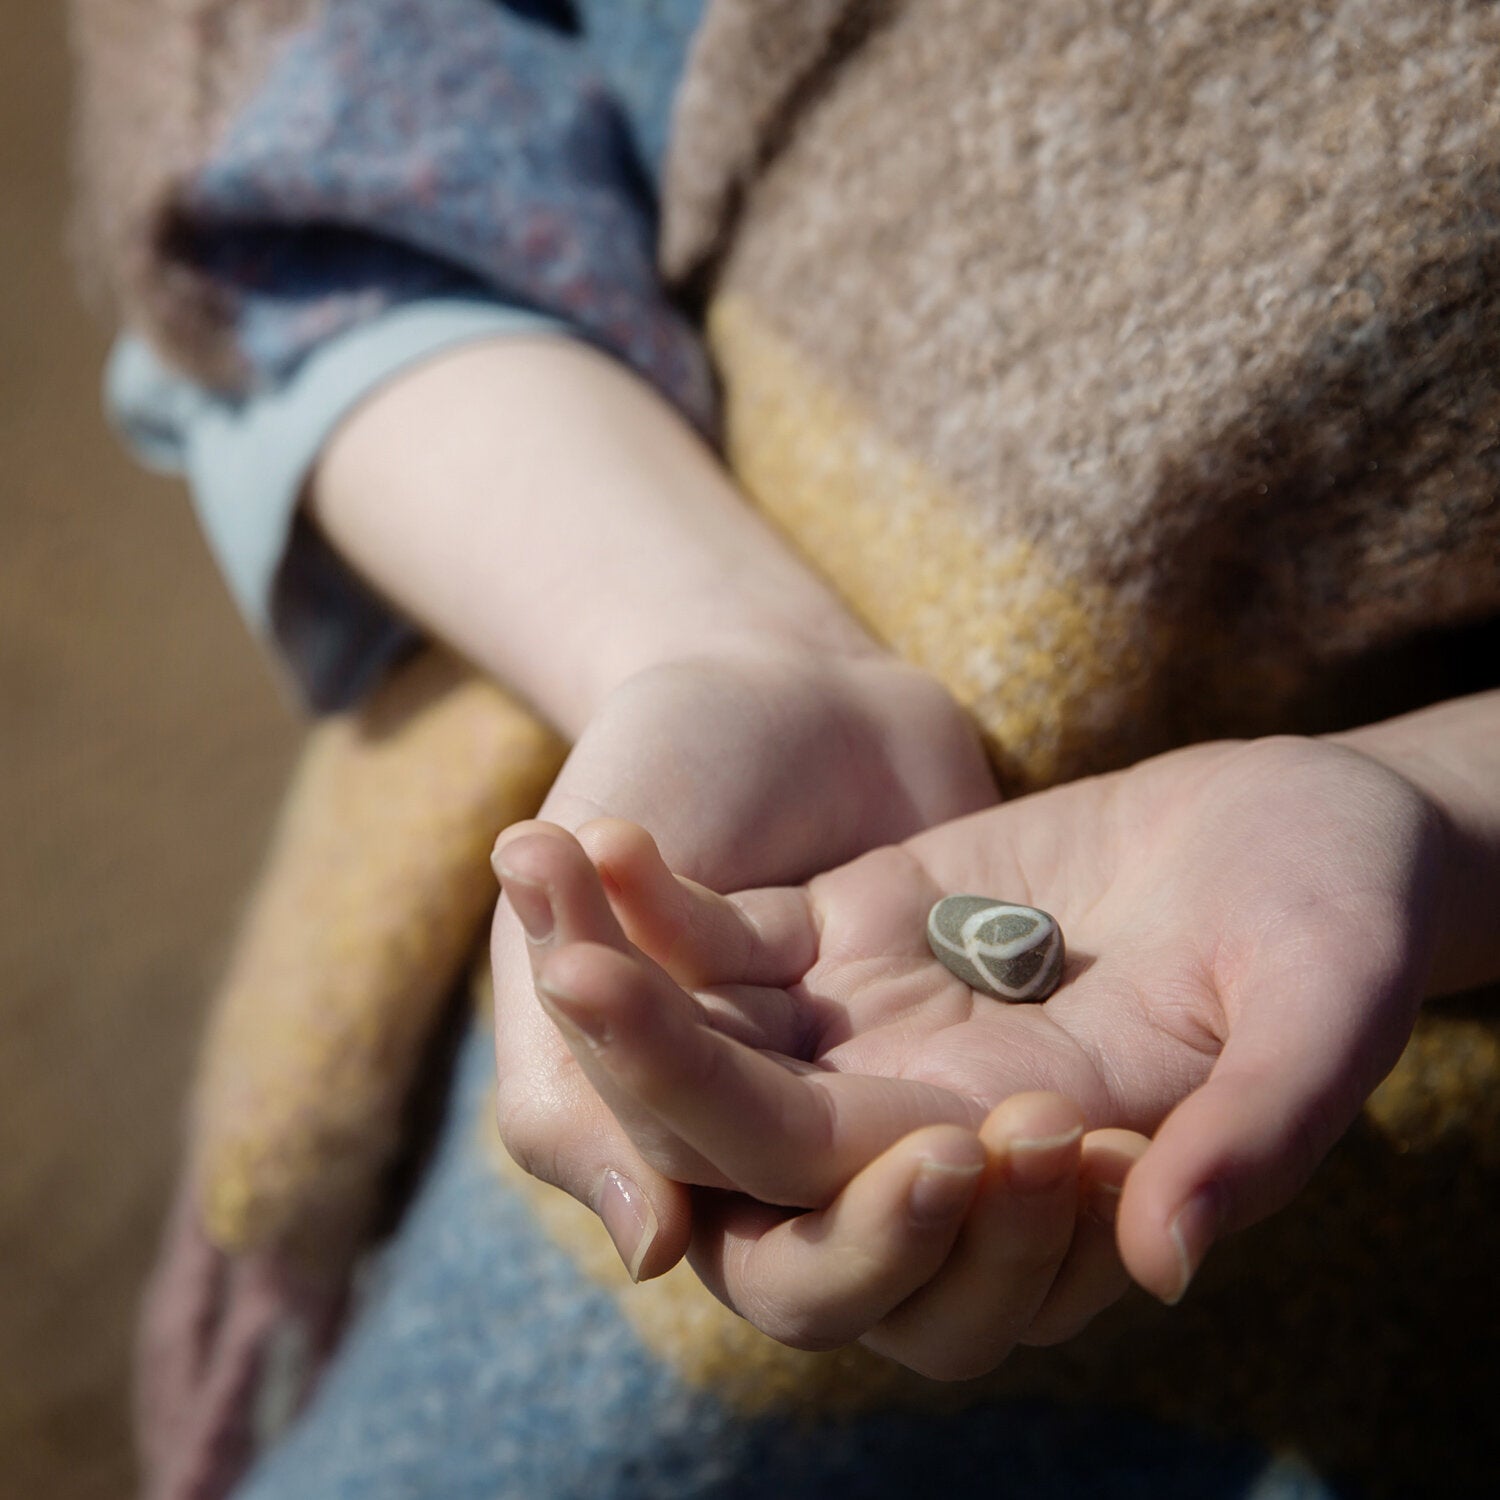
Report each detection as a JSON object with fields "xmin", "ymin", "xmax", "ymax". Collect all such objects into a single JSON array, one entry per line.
[{"xmin": 87, "ymin": 2, "xmax": 1500, "ymax": 1496}]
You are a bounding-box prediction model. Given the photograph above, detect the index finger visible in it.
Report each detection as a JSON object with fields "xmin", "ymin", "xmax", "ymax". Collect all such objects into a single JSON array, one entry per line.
[{"xmin": 533, "ymin": 938, "xmax": 984, "ymax": 1207}]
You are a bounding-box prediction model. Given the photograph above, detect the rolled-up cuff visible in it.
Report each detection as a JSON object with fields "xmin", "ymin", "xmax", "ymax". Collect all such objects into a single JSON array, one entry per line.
[{"xmin": 106, "ymin": 300, "xmax": 569, "ymax": 711}]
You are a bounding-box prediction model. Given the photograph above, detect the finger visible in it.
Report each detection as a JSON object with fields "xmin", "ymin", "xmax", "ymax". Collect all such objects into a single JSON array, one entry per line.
[
  {"xmin": 581, "ymin": 816, "xmax": 817, "ymax": 1054},
  {"xmin": 577, "ymin": 817, "xmax": 817, "ymax": 990},
  {"xmin": 503, "ymin": 819, "xmax": 806, "ymax": 1053},
  {"xmin": 1116, "ymin": 910, "xmax": 1423, "ymax": 1305},
  {"xmin": 1021, "ymin": 1128, "xmax": 1148, "ymax": 1346},
  {"xmin": 135, "ymin": 1181, "xmax": 226, "ymax": 1483},
  {"xmin": 490, "ymin": 879, "xmax": 694, "ymax": 1281},
  {"xmin": 143, "ymin": 1256, "xmax": 282, "ymax": 1500},
  {"xmin": 862, "ymin": 1094, "xmax": 1085, "ymax": 1381},
  {"xmin": 534, "ymin": 939, "xmax": 980, "ymax": 1206},
  {"xmin": 494, "ymin": 820, "xmax": 631, "ymax": 949},
  {"xmin": 495, "ymin": 822, "xmax": 727, "ymax": 1184},
  {"xmin": 686, "ymin": 1126, "xmax": 987, "ymax": 1350},
  {"xmin": 491, "ymin": 1045, "xmax": 694, "ymax": 1282}
]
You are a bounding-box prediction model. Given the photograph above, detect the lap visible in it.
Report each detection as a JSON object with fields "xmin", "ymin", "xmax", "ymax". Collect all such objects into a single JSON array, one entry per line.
[{"xmin": 234, "ymin": 1026, "xmax": 1338, "ymax": 1500}]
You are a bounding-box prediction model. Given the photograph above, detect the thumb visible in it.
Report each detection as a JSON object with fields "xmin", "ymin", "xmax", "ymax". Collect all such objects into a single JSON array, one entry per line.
[{"xmin": 1115, "ymin": 917, "xmax": 1425, "ymax": 1304}]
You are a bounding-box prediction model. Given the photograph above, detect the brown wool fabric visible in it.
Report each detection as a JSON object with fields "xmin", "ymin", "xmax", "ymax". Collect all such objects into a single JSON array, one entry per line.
[
  {"xmin": 69, "ymin": 0, "xmax": 315, "ymax": 386},
  {"xmin": 75, "ymin": 2, "xmax": 1500, "ymax": 1493},
  {"xmin": 661, "ymin": 0, "xmax": 884, "ymax": 292},
  {"xmin": 667, "ymin": 0, "xmax": 1500, "ymax": 785},
  {"xmin": 663, "ymin": 2, "xmax": 1500, "ymax": 1489}
]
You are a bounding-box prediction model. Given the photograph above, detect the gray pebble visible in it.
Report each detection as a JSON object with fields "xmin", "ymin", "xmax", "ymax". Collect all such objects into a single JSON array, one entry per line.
[{"xmin": 926, "ymin": 895, "xmax": 1064, "ymax": 1002}]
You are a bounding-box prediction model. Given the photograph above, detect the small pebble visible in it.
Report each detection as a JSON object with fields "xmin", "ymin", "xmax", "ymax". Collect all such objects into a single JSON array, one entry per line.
[{"xmin": 926, "ymin": 895, "xmax": 1065, "ymax": 1002}]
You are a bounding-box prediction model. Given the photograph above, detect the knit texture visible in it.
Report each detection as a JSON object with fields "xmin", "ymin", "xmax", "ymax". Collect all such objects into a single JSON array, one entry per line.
[
  {"xmin": 71, "ymin": 0, "xmax": 317, "ymax": 386},
  {"xmin": 667, "ymin": 0, "xmax": 1500, "ymax": 790},
  {"xmin": 189, "ymin": 648, "xmax": 565, "ymax": 1265},
  {"xmin": 97, "ymin": 2, "xmax": 1500, "ymax": 1497},
  {"xmin": 648, "ymin": 2, "xmax": 1500, "ymax": 1487},
  {"xmin": 70, "ymin": 0, "xmax": 714, "ymax": 423}
]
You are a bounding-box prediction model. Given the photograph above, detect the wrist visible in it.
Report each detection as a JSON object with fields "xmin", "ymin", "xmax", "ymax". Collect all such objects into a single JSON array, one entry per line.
[
  {"xmin": 309, "ymin": 336, "xmax": 879, "ymax": 738},
  {"xmin": 537, "ymin": 647, "xmax": 994, "ymax": 888},
  {"xmin": 564, "ymin": 610, "xmax": 882, "ymax": 731},
  {"xmin": 1328, "ymin": 694, "xmax": 1500, "ymax": 996}
]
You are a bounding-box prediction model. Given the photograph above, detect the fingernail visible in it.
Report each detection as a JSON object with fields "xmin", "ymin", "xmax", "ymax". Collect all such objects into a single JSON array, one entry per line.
[
  {"xmin": 1084, "ymin": 1180, "xmax": 1123, "ymax": 1228},
  {"xmin": 489, "ymin": 825, "xmax": 538, "ymax": 882},
  {"xmin": 595, "ymin": 1170, "xmax": 658, "ymax": 1282},
  {"xmin": 1164, "ymin": 1184, "xmax": 1223, "ymax": 1305},
  {"xmin": 501, "ymin": 876, "xmax": 554, "ymax": 944},
  {"xmin": 1006, "ymin": 1124, "xmax": 1084, "ymax": 1192},
  {"xmin": 489, "ymin": 831, "xmax": 519, "ymax": 883},
  {"xmin": 908, "ymin": 1158, "xmax": 984, "ymax": 1226},
  {"xmin": 536, "ymin": 976, "xmax": 611, "ymax": 1047}
]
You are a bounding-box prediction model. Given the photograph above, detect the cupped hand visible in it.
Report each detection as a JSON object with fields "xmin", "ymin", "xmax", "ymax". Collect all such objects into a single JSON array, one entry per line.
[
  {"xmin": 488, "ymin": 646, "xmax": 998, "ymax": 1280},
  {"xmin": 502, "ymin": 816, "xmax": 1146, "ymax": 1376},
  {"xmin": 505, "ymin": 734, "xmax": 1445, "ymax": 1367}
]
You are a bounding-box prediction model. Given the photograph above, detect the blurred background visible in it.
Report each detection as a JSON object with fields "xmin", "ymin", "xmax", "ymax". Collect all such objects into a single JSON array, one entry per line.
[{"xmin": 0, "ymin": 8, "xmax": 302, "ymax": 1496}]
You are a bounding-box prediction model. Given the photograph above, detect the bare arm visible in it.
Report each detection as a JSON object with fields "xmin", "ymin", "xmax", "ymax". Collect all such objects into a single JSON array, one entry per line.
[
  {"xmin": 308, "ymin": 336, "xmax": 879, "ymax": 736},
  {"xmin": 309, "ymin": 333, "xmax": 999, "ymax": 1283},
  {"xmin": 1334, "ymin": 688, "xmax": 1500, "ymax": 997}
]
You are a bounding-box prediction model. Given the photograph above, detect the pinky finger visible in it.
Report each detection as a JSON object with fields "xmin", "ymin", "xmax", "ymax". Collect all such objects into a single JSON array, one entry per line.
[{"xmin": 1020, "ymin": 1128, "xmax": 1148, "ymax": 1347}]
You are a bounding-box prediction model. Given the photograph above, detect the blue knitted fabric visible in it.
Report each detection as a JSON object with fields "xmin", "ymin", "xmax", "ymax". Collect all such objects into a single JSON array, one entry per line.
[
  {"xmin": 178, "ymin": 0, "xmax": 713, "ymax": 426},
  {"xmin": 235, "ymin": 1025, "xmax": 1343, "ymax": 1500},
  {"xmin": 111, "ymin": 0, "xmax": 713, "ymax": 710},
  {"xmin": 144, "ymin": 8, "xmax": 1364, "ymax": 1494}
]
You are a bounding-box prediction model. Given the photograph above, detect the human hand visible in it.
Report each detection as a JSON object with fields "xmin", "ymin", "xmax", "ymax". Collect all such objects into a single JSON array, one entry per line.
[
  {"xmin": 504, "ymin": 734, "xmax": 1450, "ymax": 1374},
  {"xmin": 316, "ymin": 336, "xmax": 1012, "ymax": 1283},
  {"xmin": 136, "ymin": 1180, "xmax": 346, "ymax": 1500},
  {"xmin": 504, "ymin": 815, "xmax": 1149, "ymax": 1377},
  {"xmin": 489, "ymin": 645, "xmax": 999, "ymax": 1281}
]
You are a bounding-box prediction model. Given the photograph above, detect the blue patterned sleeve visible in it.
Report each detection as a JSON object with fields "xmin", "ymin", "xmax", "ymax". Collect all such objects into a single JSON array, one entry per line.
[
  {"xmin": 108, "ymin": 302, "xmax": 572, "ymax": 711},
  {"xmin": 177, "ymin": 0, "xmax": 712, "ymax": 415},
  {"xmin": 113, "ymin": 0, "xmax": 712, "ymax": 710}
]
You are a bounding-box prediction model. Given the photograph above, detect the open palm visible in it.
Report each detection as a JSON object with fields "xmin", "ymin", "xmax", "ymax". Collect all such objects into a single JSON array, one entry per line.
[{"xmin": 506, "ymin": 734, "xmax": 1443, "ymax": 1369}]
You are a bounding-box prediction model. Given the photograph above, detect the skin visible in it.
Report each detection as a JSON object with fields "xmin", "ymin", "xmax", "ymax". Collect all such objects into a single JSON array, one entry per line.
[
  {"xmin": 142, "ymin": 316, "xmax": 1021, "ymax": 1486},
  {"xmin": 313, "ymin": 338, "xmax": 1500, "ymax": 1377},
  {"xmin": 484, "ymin": 645, "xmax": 1004, "ymax": 1287},
  {"xmin": 309, "ymin": 336, "xmax": 1033, "ymax": 1297},
  {"xmin": 496, "ymin": 696, "xmax": 1500, "ymax": 1375}
]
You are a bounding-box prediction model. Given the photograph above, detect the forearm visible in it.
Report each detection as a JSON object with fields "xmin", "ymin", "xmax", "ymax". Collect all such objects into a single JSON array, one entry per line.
[
  {"xmin": 308, "ymin": 337, "xmax": 878, "ymax": 737},
  {"xmin": 1332, "ymin": 689, "xmax": 1500, "ymax": 996}
]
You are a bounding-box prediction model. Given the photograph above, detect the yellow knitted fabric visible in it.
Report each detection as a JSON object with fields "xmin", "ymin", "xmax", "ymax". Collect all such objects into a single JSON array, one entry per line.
[{"xmin": 194, "ymin": 649, "xmax": 565, "ymax": 1263}]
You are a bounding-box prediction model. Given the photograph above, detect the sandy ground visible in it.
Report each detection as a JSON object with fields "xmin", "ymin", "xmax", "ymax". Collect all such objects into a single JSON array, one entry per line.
[{"xmin": 0, "ymin": 9, "xmax": 303, "ymax": 1496}]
